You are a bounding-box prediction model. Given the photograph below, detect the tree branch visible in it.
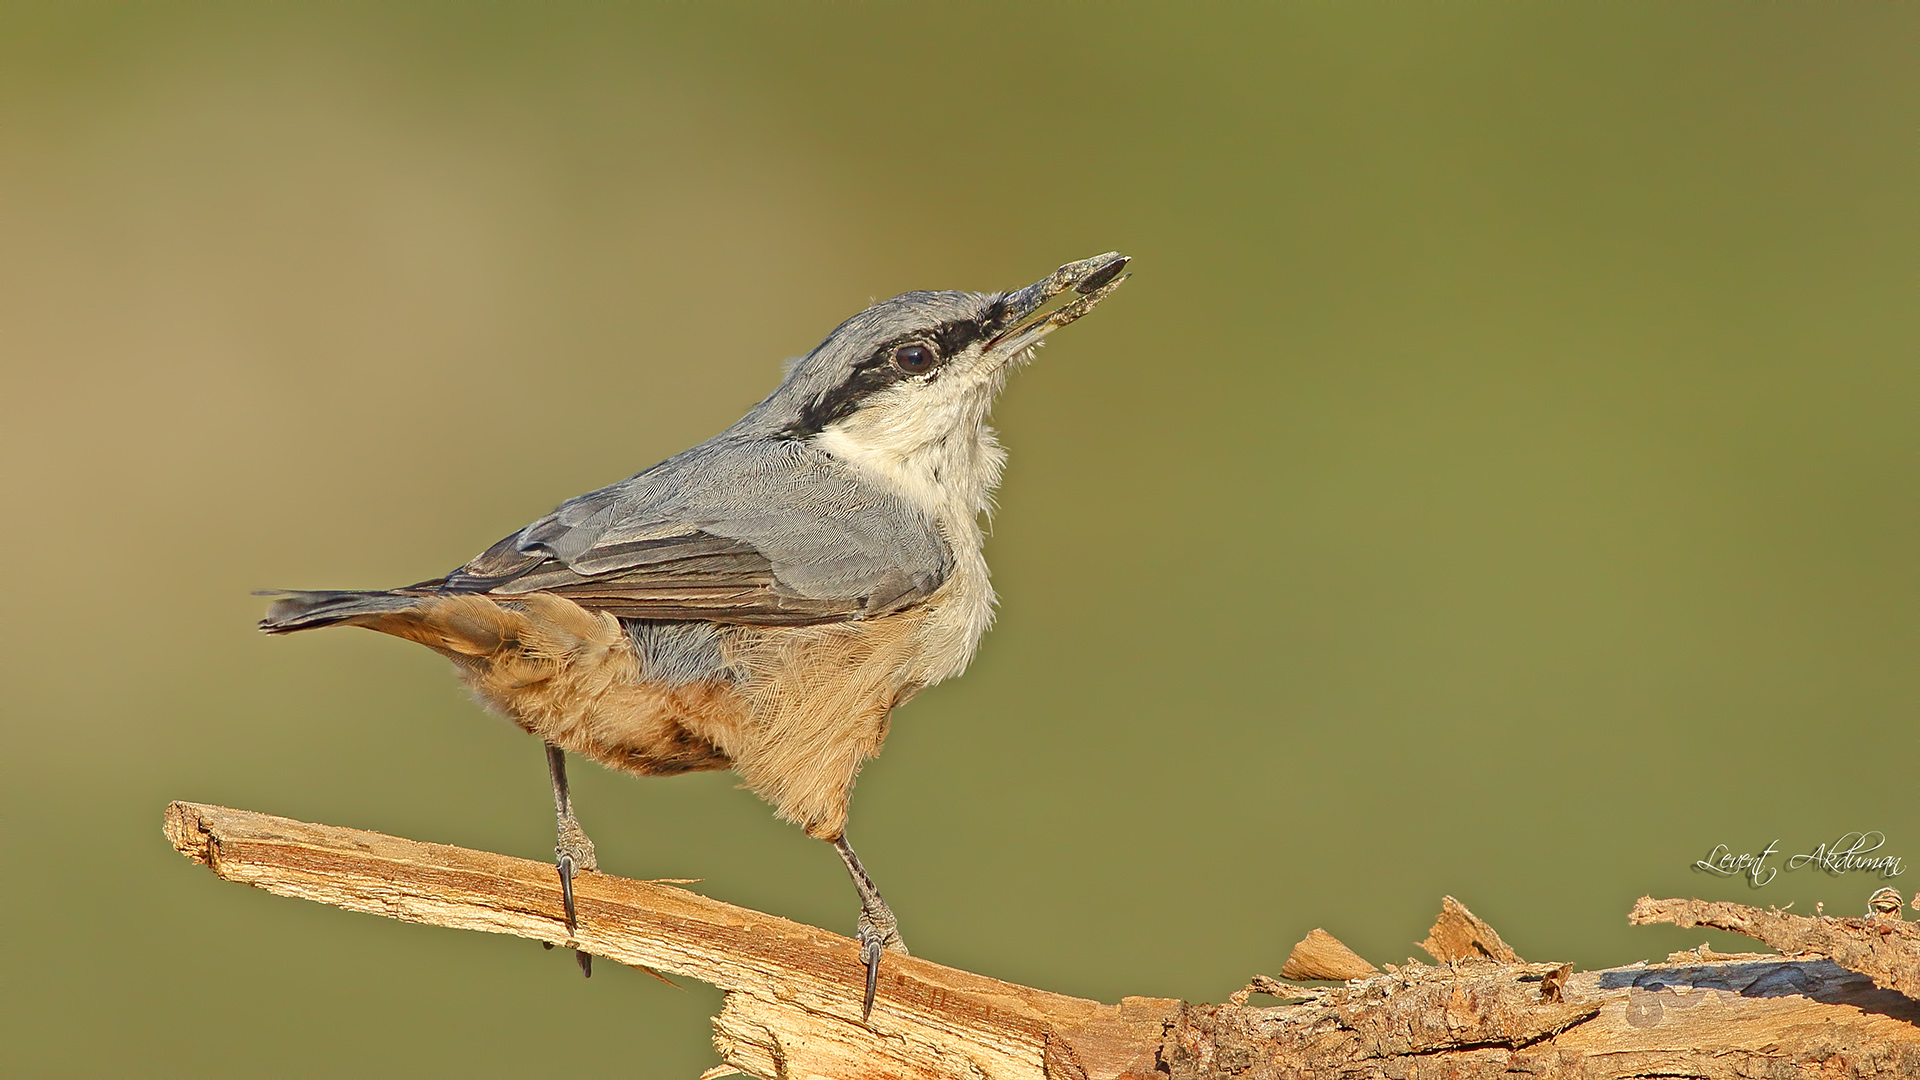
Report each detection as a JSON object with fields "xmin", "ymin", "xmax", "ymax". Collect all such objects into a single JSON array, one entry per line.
[
  {"xmin": 165, "ymin": 802, "xmax": 1920, "ymax": 1079},
  {"xmin": 1631, "ymin": 894, "xmax": 1920, "ymax": 999},
  {"xmin": 162, "ymin": 801, "xmax": 1168, "ymax": 1078}
]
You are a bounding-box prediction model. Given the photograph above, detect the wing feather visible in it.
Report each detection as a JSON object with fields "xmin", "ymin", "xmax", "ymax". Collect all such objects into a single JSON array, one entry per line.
[{"xmin": 425, "ymin": 438, "xmax": 948, "ymax": 625}]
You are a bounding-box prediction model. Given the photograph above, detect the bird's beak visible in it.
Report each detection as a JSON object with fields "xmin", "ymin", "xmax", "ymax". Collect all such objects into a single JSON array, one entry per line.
[{"xmin": 985, "ymin": 251, "xmax": 1131, "ymax": 359}]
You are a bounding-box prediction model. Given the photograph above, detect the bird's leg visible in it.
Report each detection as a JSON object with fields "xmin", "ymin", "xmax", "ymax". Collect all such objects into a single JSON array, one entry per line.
[
  {"xmin": 545, "ymin": 742, "xmax": 597, "ymax": 978},
  {"xmin": 831, "ymin": 834, "xmax": 907, "ymax": 1020}
]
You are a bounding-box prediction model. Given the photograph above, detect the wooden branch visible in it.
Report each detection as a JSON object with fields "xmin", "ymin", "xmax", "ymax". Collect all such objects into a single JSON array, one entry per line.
[
  {"xmin": 1632, "ymin": 894, "xmax": 1920, "ymax": 999},
  {"xmin": 163, "ymin": 802, "xmax": 1169, "ymax": 1078},
  {"xmin": 166, "ymin": 802, "xmax": 1920, "ymax": 1079}
]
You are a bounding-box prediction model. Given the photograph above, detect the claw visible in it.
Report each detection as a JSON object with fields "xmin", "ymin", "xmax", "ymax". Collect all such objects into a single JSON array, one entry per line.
[
  {"xmin": 556, "ymin": 849, "xmax": 592, "ymax": 978},
  {"xmin": 557, "ymin": 850, "xmax": 580, "ymax": 934},
  {"xmin": 860, "ymin": 931, "xmax": 881, "ymax": 1020}
]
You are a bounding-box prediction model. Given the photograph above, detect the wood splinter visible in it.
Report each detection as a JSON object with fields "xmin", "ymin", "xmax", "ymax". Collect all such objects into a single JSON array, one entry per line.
[
  {"xmin": 1277, "ymin": 927, "xmax": 1380, "ymax": 981},
  {"xmin": 1420, "ymin": 894, "xmax": 1523, "ymax": 964}
]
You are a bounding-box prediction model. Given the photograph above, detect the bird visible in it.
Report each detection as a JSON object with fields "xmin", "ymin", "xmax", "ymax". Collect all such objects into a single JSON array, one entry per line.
[{"xmin": 258, "ymin": 251, "xmax": 1131, "ymax": 1018}]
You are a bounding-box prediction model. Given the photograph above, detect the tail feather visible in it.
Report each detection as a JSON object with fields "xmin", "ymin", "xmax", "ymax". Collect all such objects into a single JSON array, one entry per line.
[
  {"xmin": 257, "ymin": 589, "xmax": 427, "ymax": 634},
  {"xmin": 257, "ymin": 587, "xmax": 628, "ymax": 673}
]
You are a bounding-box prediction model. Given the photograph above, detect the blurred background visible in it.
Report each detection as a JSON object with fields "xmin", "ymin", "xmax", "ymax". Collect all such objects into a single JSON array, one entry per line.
[{"xmin": 2, "ymin": 4, "xmax": 1914, "ymax": 1075}]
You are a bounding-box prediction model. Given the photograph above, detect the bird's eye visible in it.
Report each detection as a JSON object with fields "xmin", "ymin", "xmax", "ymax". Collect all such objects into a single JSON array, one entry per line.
[{"xmin": 891, "ymin": 343, "xmax": 935, "ymax": 374}]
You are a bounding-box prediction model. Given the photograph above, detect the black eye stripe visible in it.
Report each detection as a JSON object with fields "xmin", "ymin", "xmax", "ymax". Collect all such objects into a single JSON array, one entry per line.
[
  {"xmin": 930, "ymin": 315, "xmax": 989, "ymax": 358},
  {"xmin": 778, "ymin": 312, "xmax": 999, "ymax": 439}
]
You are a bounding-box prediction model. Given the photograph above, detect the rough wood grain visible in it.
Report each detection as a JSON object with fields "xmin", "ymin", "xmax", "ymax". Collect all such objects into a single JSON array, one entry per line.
[
  {"xmin": 166, "ymin": 802, "xmax": 1920, "ymax": 1079},
  {"xmin": 1207, "ymin": 957, "xmax": 1920, "ymax": 1079}
]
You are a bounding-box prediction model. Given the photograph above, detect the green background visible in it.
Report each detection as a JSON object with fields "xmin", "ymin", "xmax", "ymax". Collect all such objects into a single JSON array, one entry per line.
[{"xmin": 2, "ymin": 4, "xmax": 1914, "ymax": 1075}]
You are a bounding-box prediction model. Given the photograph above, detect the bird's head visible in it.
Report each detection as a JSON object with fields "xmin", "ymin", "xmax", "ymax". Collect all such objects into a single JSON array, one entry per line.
[{"xmin": 747, "ymin": 252, "xmax": 1130, "ymax": 513}]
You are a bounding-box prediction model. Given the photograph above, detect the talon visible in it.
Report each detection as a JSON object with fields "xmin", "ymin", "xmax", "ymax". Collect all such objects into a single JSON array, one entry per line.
[
  {"xmin": 860, "ymin": 929, "xmax": 882, "ymax": 1020},
  {"xmin": 555, "ymin": 850, "xmax": 594, "ymax": 978},
  {"xmin": 556, "ymin": 850, "xmax": 580, "ymax": 934}
]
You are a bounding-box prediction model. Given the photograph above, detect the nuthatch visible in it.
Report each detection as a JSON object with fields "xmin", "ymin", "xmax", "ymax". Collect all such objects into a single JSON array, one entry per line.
[{"xmin": 260, "ymin": 252, "xmax": 1132, "ymax": 1017}]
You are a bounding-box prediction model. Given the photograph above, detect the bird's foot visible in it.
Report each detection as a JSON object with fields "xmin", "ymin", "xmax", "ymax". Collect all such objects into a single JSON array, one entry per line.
[
  {"xmin": 557, "ymin": 813, "xmax": 599, "ymax": 877},
  {"xmin": 856, "ymin": 897, "xmax": 908, "ymax": 1020},
  {"xmin": 554, "ymin": 815, "xmax": 598, "ymax": 977}
]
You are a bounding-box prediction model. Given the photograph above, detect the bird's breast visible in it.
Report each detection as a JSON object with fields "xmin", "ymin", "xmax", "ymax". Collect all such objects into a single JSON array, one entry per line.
[
  {"xmin": 809, "ymin": 417, "xmax": 1004, "ymax": 689},
  {"xmin": 903, "ymin": 532, "xmax": 994, "ymax": 690}
]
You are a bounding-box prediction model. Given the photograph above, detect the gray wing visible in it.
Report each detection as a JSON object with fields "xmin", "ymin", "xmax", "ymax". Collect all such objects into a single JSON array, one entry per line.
[{"xmin": 432, "ymin": 437, "xmax": 951, "ymax": 625}]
